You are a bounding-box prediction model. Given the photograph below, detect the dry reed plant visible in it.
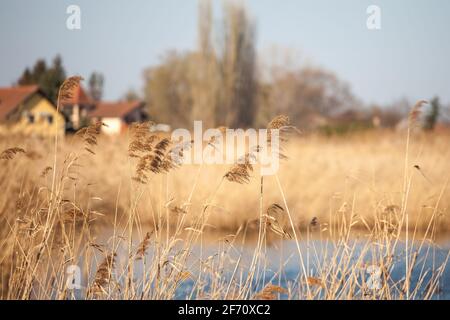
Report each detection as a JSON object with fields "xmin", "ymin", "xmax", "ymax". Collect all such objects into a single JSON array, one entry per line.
[
  {"xmin": 88, "ymin": 252, "xmax": 117, "ymax": 298},
  {"xmin": 0, "ymin": 147, "xmax": 26, "ymax": 160},
  {"xmin": 0, "ymin": 83, "xmax": 449, "ymax": 300},
  {"xmin": 135, "ymin": 231, "xmax": 153, "ymax": 260},
  {"xmin": 254, "ymin": 284, "xmax": 288, "ymax": 300},
  {"xmin": 75, "ymin": 120, "xmax": 105, "ymax": 155}
]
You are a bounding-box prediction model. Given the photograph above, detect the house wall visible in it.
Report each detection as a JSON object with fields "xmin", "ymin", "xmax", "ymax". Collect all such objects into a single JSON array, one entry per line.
[
  {"xmin": 0, "ymin": 93, "xmax": 65, "ymax": 137},
  {"xmin": 101, "ymin": 117, "xmax": 122, "ymax": 135}
]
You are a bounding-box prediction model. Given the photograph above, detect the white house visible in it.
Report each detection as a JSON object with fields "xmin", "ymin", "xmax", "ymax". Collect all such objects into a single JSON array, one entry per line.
[{"xmin": 89, "ymin": 101, "xmax": 148, "ymax": 135}]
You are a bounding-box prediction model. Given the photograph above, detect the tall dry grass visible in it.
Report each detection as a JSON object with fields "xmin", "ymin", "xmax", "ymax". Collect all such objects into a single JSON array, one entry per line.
[
  {"xmin": 43, "ymin": 127, "xmax": 447, "ymax": 234},
  {"xmin": 0, "ymin": 105, "xmax": 449, "ymax": 299}
]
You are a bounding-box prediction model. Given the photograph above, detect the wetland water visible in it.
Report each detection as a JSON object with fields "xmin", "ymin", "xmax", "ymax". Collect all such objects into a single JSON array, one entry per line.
[
  {"xmin": 169, "ymin": 238, "xmax": 450, "ymax": 299},
  {"xmin": 81, "ymin": 231, "xmax": 450, "ymax": 300}
]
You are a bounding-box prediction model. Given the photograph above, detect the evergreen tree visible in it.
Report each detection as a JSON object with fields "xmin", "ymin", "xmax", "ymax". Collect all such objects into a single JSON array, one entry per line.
[
  {"xmin": 16, "ymin": 55, "xmax": 66, "ymax": 104},
  {"xmin": 88, "ymin": 72, "xmax": 104, "ymax": 102},
  {"xmin": 17, "ymin": 68, "xmax": 34, "ymax": 85},
  {"xmin": 424, "ymin": 97, "xmax": 440, "ymax": 130},
  {"xmin": 31, "ymin": 59, "xmax": 47, "ymax": 83},
  {"xmin": 42, "ymin": 55, "xmax": 66, "ymax": 103}
]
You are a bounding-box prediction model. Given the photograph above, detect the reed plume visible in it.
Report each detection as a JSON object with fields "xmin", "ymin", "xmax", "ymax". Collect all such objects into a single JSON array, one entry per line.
[
  {"xmin": 224, "ymin": 152, "xmax": 256, "ymax": 184},
  {"xmin": 267, "ymin": 115, "xmax": 290, "ymax": 130},
  {"xmin": 224, "ymin": 163, "xmax": 251, "ymax": 184},
  {"xmin": 310, "ymin": 217, "xmax": 319, "ymax": 227},
  {"xmin": 408, "ymin": 100, "xmax": 428, "ymax": 128},
  {"xmin": 58, "ymin": 76, "xmax": 84, "ymax": 103},
  {"xmin": 267, "ymin": 203, "xmax": 284, "ymax": 216},
  {"xmin": 75, "ymin": 120, "xmax": 105, "ymax": 155},
  {"xmin": 132, "ymin": 135, "xmax": 192, "ymax": 183},
  {"xmin": 307, "ymin": 277, "xmax": 324, "ymax": 288},
  {"xmin": 264, "ymin": 204, "xmax": 291, "ymax": 239},
  {"xmin": 149, "ymin": 138, "xmax": 170, "ymax": 172},
  {"xmin": 254, "ymin": 284, "xmax": 287, "ymax": 300},
  {"xmin": 128, "ymin": 121, "xmax": 156, "ymax": 158},
  {"xmin": 266, "ymin": 115, "xmax": 300, "ymax": 160},
  {"xmin": 40, "ymin": 166, "xmax": 53, "ymax": 178},
  {"xmin": 0, "ymin": 147, "xmax": 25, "ymax": 160},
  {"xmin": 135, "ymin": 231, "xmax": 153, "ymax": 260},
  {"xmin": 89, "ymin": 252, "xmax": 117, "ymax": 297},
  {"xmin": 207, "ymin": 126, "xmax": 227, "ymax": 149},
  {"xmin": 63, "ymin": 205, "xmax": 86, "ymax": 223}
]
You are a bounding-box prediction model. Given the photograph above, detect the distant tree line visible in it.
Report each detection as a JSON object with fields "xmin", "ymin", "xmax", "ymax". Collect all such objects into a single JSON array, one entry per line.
[
  {"xmin": 144, "ymin": 1, "xmax": 258, "ymax": 128},
  {"xmin": 15, "ymin": 0, "xmax": 448, "ymax": 132},
  {"xmin": 17, "ymin": 56, "xmax": 104, "ymax": 105},
  {"xmin": 18, "ymin": 55, "xmax": 66, "ymax": 104},
  {"xmin": 143, "ymin": 0, "xmax": 358, "ymax": 129},
  {"xmin": 369, "ymin": 96, "xmax": 446, "ymax": 131}
]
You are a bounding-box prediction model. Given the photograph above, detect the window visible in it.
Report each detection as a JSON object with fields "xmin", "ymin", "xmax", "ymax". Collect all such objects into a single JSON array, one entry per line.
[
  {"xmin": 38, "ymin": 112, "xmax": 54, "ymax": 125},
  {"xmin": 27, "ymin": 113, "xmax": 34, "ymax": 123}
]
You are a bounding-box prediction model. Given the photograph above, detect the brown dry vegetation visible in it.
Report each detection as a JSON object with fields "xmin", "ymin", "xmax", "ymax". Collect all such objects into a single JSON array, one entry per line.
[
  {"xmin": 3, "ymin": 129, "xmax": 448, "ymax": 232},
  {"xmin": 0, "ymin": 116, "xmax": 449, "ymax": 299}
]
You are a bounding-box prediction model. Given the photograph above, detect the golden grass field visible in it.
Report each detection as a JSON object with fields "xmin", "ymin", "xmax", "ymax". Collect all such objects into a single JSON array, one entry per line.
[
  {"xmin": 3, "ymin": 128, "xmax": 449, "ymax": 232},
  {"xmin": 0, "ymin": 114, "xmax": 449, "ymax": 299}
]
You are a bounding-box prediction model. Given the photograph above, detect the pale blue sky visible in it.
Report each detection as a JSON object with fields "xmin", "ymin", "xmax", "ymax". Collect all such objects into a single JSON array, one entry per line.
[{"xmin": 0, "ymin": 0, "xmax": 449, "ymax": 105}]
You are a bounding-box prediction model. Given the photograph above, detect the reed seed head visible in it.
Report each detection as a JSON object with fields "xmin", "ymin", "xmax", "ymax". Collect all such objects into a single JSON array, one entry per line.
[{"xmin": 0, "ymin": 147, "xmax": 26, "ymax": 160}]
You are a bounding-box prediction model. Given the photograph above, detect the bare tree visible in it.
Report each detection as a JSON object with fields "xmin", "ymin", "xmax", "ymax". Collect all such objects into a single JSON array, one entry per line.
[
  {"xmin": 144, "ymin": 51, "xmax": 193, "ymax": 128},
  {"xmin": 189, "ymin": 0, "xmax": 219, "ymax": 128},
  {"xmin": 258, "ymin": 62, "xmax": 356, "ymax": 127},
  {"xmin": 89, "ymin": 72, "xmax": 104, "ymax": 102},
  {"xmin": 218, "ymin": 1, "xmax": 257, "ymax": 128},
  {"xmin": 144, "ymin": 0, "xmax": 257, "ymax": 129},
  {"xmin": 144, "ymin": 1, "xmax": 362, "ymax": 130}
]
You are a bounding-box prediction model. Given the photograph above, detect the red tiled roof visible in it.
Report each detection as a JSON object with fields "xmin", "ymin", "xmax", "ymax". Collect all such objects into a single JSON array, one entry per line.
[
  {"xmin": 0, "ymin": 85, "xmax": 40, "ymax": 121},
  {"xmin": 62, "ymin": 85, "xmax": 92, "ymax": 105},
  {"xmin": 89, "ymin": 101, "xmax": 144, "ymax": 118}
]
